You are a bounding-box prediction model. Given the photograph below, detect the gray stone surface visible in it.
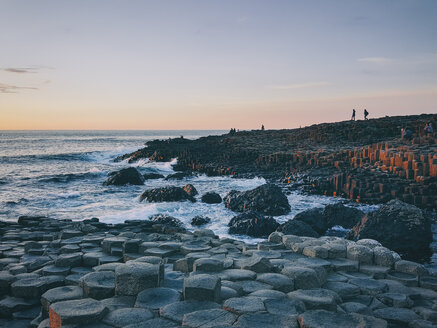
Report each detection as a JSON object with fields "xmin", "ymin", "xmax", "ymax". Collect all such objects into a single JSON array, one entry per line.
[
  {"xmin": 49, "ymin": 298, "xmax": 108, "ymax": 326},
  {"xmin": 135, "ymin": 287, "xmax": 181, "ymax": 310},
  {"xmin": 41, "ymin": 285, "xmax": 83, "ymax": 314},
  {"xmin": 183, "ymin": 274, "xmax": 221, "ymax": 302},
  {"xmin": 288, "ymin": 288, "xmax": 342, "ymax": 311},
  {"xmin": 373, "ymin": 307, "xmax": 421, "ymax": 326},
  {"xmin": 80, "ymin": 271, "xmax": 115, "ymax": 300},
  {"xmin": 234, "ymin": 312, "xmax": 299, "ymax": 328},
  {"xmin": 222, "ymin": 296, "xmax": 265, "ymax": 314},
  {"xmin": 298, "ymin": 309, "xmax": 388, "ymax": 328},
  {"xmin": 281, "ymin": 266, "xmax": 321, "ymax": 289},
  {"xmin": 115, "ymin": 262, "xmax": 160, "ymax": 295},
  {"xmin": 256, "ymin": 273, "xmax": 294, "ymax": 292},
  {"xmin": 102, "ymin": 307, "xmax": 154, "ymax": 327},
  {"xmin": 159, "ymin": 300, "xmax": 220, "ymax": 323},
  {"xmin": 182, "ymin": 308, "xmax": 238, "ymax": 327}
]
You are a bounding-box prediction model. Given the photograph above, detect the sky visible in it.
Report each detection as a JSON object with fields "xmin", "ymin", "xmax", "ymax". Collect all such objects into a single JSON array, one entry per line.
[{"xmin": 0, "ymin": 0, "xmax": 436, "ymax": 130}]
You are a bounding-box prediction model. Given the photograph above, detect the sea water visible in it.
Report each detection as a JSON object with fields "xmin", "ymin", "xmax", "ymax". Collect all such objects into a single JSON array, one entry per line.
[{"xmin": 0, "ymin": 130, "xmax": 433, "ymax": 267}]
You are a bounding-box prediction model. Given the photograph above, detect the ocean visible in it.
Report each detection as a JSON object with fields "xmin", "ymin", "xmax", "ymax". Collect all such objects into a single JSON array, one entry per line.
[{"xmin": 0, "ymin": 130, "xmax": 433, "ymax": 267}]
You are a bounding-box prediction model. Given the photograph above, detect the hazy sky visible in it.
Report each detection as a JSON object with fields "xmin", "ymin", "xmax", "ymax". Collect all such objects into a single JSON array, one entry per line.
[{"xmin": 1, "ymin": 0, "xmax": 436, "ymax": 130}]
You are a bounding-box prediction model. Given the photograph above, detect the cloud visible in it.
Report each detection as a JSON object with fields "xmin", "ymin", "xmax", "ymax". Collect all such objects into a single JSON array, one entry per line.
[
  {"xmin": 0, "ymin": 82, "xmax": 38, "ymax": 94},
  {"xmin": 267, "ymin": 82, "xmax": 330, "ymax": 90},
  {"xmin": 2, "ymin": 66, "xmax": 53, "ymax": 74},
  {"xmin": 357, "ymin": 57, "xmax": 392, "ymax": 64}
]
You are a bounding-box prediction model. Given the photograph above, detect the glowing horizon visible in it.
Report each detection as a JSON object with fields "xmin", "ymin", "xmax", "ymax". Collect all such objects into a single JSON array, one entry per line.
[{"xmin": 1, "ymin": 1, "xmax": 436, "ymax": 130}]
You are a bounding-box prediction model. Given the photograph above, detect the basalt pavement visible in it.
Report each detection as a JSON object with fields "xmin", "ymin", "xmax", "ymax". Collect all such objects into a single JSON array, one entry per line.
[{"xmin": 0, "ymin": 216, "xmax": 436, "ymax": 328}]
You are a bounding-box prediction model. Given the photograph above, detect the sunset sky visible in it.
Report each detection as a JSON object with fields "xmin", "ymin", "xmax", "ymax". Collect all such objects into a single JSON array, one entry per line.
[{"xmin": 1, "ymin": 0, "xmax": 436, "ymax": 130}]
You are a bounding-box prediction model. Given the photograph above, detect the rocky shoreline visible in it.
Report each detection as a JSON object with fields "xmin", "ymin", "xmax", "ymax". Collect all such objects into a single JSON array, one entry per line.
[
  {"xmin": 116, "ymin": 114, "xmax": 437, "ymax": 209},
  {"xmin": 0, "ymin": 215, "xmax": 437, "ymax": 328}
]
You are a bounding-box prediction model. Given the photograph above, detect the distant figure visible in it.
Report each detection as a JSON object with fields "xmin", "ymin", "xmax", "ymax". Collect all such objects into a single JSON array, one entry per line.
[
  {"xmin": 261, "ymin": 124, "xmax": 265, "ymax": 131},
  {"xmin": 351, "ymin": 109, "xmax": 356, "ymax": 121},
  {"xmin": 229, "ymin": 128, "xmax": 236, "ymax": 135},
  {"xmin": 424, "ymin": 122, "xmax": 434, "ymax": 136},
  {"xmin": 364, "ymin": 109, "xmax": 369, "ymax": 120},
  {"xmin": 403, "ymin": 127, "xmax": 413, "ymax": 141}
]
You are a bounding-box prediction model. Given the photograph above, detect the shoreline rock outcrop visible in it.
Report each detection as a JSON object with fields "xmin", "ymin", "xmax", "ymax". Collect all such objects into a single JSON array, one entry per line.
[{"xmin": 103, "ymin": 167, "xmax": 144, "ymax": 186}]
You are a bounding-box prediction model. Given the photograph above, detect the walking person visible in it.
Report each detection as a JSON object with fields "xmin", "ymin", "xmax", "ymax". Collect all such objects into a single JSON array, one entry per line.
[
  {"xmin": 364, "ymin": 109, "xmax": 369, "ymax": 120},
  {"xmin": 351, "ymin": 109, "xmax": 356, "ymax": 121}
]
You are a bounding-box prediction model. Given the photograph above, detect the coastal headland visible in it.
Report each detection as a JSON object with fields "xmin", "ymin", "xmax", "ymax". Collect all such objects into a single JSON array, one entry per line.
[{"xmin": 118, "ymin": 114, "xmax": 437, "ymax": 209}]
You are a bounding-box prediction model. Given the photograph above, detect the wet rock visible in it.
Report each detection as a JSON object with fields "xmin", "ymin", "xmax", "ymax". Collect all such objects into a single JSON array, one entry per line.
[
  {"xmin": 124, "ymin": 318, "xmax": 177, "ymax": 328},
  {"xmin": 41, "ymin": 286, "xmax": 83, "ymax": 316},
  {"xmin": 100, "ymin": 296, "xmax": 135, "ymax": 311},
  {"xmin": 249, "ymin": 289, "xmax": 286, "ymax": 299},
  {"xmin": 165, "ymin": 172, "xmax": 192, "ymax": 180},
  {"xmin": 298, "ymin": 309, "xmax": 387, "ymax": 328},
  {"xmin": 323, "ymin": 281, "xmax": 361, "ymax": 300},
  {"xmin": 349, "ymin": 278, "xmax": 388, "ymax": 296},
  {"xmin": 115, "ymin": 262, "xmax": 160, "ymax": 295},
  {"xmin": 288, "ymin": 288, "xmax": 341, "ymax": 311},
  {"xmin": 183, "ymin": 184, "xmax": 198, "ymax": 197},
  {"xmin": 135, "ymin": 287, "xmax": 181, "ymax": 310},
  {"xmin": 220, "ymin": 269, "xmax": 257, "ymax": 281},
  {"xmin": 323, "ymin": 204, "xmax": 365, "ymax": 230},
  {"xmin": 228, "ymin": 211, "xmax": 279, "ymax": 237},
  {"xmin": 102, "ymin": 308, "xmax": 154, "ymax": 327},
  {"xmin": 293, "ymin": 208, "xmax": 326, "ymax": 235},
  {"xmin": 49, "ymin": 298, "xmax": 108, "ymax": 327},
  {"xmin": 233, "ymin": 312, "xmax": 299, "ymax": 328},
  {"xmin": 373, "ymin": 307, "xmax": 421, "ymax": 326},
  {"xmin": 11, "ymin": 276, "xmax": 64, "ymax": 299},
  {"xmin": 264, "ymin": 298, "xmax": 306, "ymax": 315},
  {"xmin": 159, "ymin": 300, "xmax": 220, "ymax": 324},
  {"xmin": 182, "ymin": 308, "xmax": 238, "ymax": 328},
  {"xmin": 277, "ymin": 220, "xmax": 319, "ymax": 238},
  {"xmin": 80, "ymin": 271, "xmax": 115, "ymax": 300},
  {"xmin": 191, "ymin": 216, "xmax": 211, "ymax": 226},
  {"xmin": 224, "ymin": 184, "xmax": 290, "ymax": 215},
  {"xmin": 183, "ymin": 274, "xmax": 221, "ymax": 302},
  {"xmin": 104, "ymin": 167, "xmax": 144, "ymax": 186},
  {"xmin": 140, "ymin": 186, "xmax": 195, "ymax": 202},
  {"xmin": 201, "ymin": 192, "xmax": 222, "ymax": 204},
  {"xmin": 347, "ymin": 200, "xmax": 432, "ymax": 255},
  {"xmin": 222, "ymin": 296, "xmax": 265, "ymax": 314},
  {"xmin": 256, "ymin": 273, "xmax": 294, "ymax": 293},
  {"xmin": 0, "ymin": 296, "xmax": 39, "ymax": 318}
]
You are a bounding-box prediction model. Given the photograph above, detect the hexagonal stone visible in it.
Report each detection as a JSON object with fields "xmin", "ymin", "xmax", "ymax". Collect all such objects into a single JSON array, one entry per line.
[
  {"xmin": 281, "ymin": 266, "xmax": 320, "ymax": 289},
  {"xmin": 49, "ymin": 298, "xmax": 108, "ymax": 327},
  {"xmin": 115, "ymin": 262, "xmax": 160, "ymax": 296},
  {"xmin": 376, "ymin": 293, "xmax": 413, "ymax": 308},
  {"xmin": 220, "ymin": 269, "xmax": 256, "ymax": 281},
  {"xmin": 395, "ymin": 260, "xmax": 428, "ymax": 277},
  {"xmin": 180, "ymin": 243, "xmax": 211, "ymax": 255},
  {"xmin": 240, "ymin": 256, "xmax": 273, "ymax": 273},
  {"xmin": 303, "ymin": 246, "xmax": 329, "ymax": 259},
  {"xmin": 359, "ymin": 265, "xmax": 390, "ymax": 279},
  {"xmin": 123, "ymin": 318, "xmax": 178, "ymax": 328},
  {"xmin": 55, "ymin": 252, "xmax": 82, "ymax": 267},
  {"xmin": 256, "ymin": 273, "xmax": 294, "ymax": 293},
  {"xmin": 287, "ymin": 288, "xmax": 341, "ymax": 311},
  {"xmin": 329, "ymin": 258, "xmax": 359, "ymax": 272},
  {"xmin": 249, "ymin": 289, "xmax": 286, "ymax": 299},
  {"xmin": 373, "ymin": 307, "xmax": 420, "ymax": 326},
  {"xmin": 222, "ymin": 296, "xmax": 265, "ymax": 314},
  {"xmin": 326, "ymin": 243, "xmax": 347, "ymax": 258},
  {"xmin": 373, "ymin": 246, "xmax": 400, "ymax": 267},
  {"xmin": 193, "ymin": 258, "xmax": 224, "ymax": 272},
  {"xmin": 420, "ymin": 275, "xmax": 437, "ymax": 291},
  {"xmin": 41, "ymin": 265, "xmax": 70, "ymax": 276},
  {"xmin": 386, "ymin": 271, "xmax": 418, "ymax": 287},
  {"xmin": 0, "ymin": 296, "xmax": 39, "ymax": 318},
  {"xmin": 340, "ymin": 302, "xmax": 372, "ymax": 315},
  {"xmin": 0, "ymin": 271, "xmax": 16, "ymax": 295},
  {"xmin": 100, "ymin": 296, "xmax": 135, "ymax": 311},
  {"xmin": 323, "ymin": 281, "xmax": 360, "ymax": 300},
  {"xmin": 347, "ymin": 245, "xmax": 373, "ymax": 265},
  {"xmin": 80, "ymin": 271, "xmax": 115, "ymax": 300},
  {"xmin": 41, "ymin": 286, "xmax": 83, "ymax": 315},
  {"xmin": 102, "ymin": 308, "xmax": 153, "ymax": 327},
  {"xmin": 135, "ymin": 287, "xmax": 181, "ymax": 310},
  {"xmin": 235, "ymin": 280, "xmax": 273, "ymax": 294},
  {"xmin": 183, "ymin": 274, "xmax": 221, "ymax": 302},
  {"xmin": 234, "ymin": 312, "xmax": 299, "ymax": 328},
  {"xmin": 83, "ymin": 252, "xmax": 104, "ymax": 267},
  {"xmin": 11, "ymin": 276, "xmax": 64, "ymax": 299},
  {"xmin": 102, "ymin": 237, "xmax": 127, "ymax": 254},
  {"xmin": 264, "ymin": 297, "xmax": 306, "ymax": 316},
  {"xmin": 159, "ymin": 301, "xmax": 220, "ymax": 324},
  {"xmin": 349, "ymin": 278, "xmax": 388, "ymax": 296},
  {"xmin": 182, "ymin": 308, "xmax": 238, "ymax": 327},
  {"xmin": 298, "ymin": 310, "xmax": 387, "ymax": 328}
]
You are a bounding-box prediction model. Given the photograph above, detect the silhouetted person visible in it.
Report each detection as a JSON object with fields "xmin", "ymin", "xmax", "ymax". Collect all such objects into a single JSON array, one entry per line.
[
  {"xmin": 261, "ymin": 124, "xmax": 265, "ymax": 131},
  {"xmin": 364, "ymin": 109, "xmax": 369, "ymax": 120},
  {"xmin": 424, "ymin": 122, "xmax": 434, "ymax": 136},
  {"xmin": 403, "ymin": 127, "xmax": 413, "ymax": 141},
  {"xmin": 351, "ymin": 109, "xmax": 356, "ymax": 121}
]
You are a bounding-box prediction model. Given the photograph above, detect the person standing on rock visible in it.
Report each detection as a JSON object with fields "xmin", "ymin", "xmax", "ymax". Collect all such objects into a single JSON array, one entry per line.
[
  {"xmin": 364, "ymin": 109, "xmax": 369, "ymax": 120},
  {"xmin": 351, "ymin": 109, "xmax": 356, "ymax": 121},
  {"xmin": 261, "ymin": 124, "xmax": 265, "ymax": 131}
]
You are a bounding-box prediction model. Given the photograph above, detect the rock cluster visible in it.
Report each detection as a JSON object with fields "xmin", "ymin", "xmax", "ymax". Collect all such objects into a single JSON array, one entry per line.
[
  {"xmin": 103, "ymin": 168, "xmax": 145, "ymax": 186},
  {"xmin": 0, "ymin": 215, "xmax": 436, "ymax": 327}
]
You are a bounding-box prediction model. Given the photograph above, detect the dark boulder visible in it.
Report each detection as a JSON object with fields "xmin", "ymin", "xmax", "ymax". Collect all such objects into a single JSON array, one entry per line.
[
  {"xmin": 149, "ymin": 214, "xmax": 184, "ymax": 229},
  {"xmin": 201, "ymin": 192, "xmax": 222, "ymax": 204},
  {"xmin": 277, "ymin": 220, "xmax": 319, "ymax": 238},
  {"xmin": 323, "ymin": 203, "xmax": 365, "ymax": 229},
  {"xmin": 140, "ymin": 186, "xmax": 195, "ymax": 202},
  {"xmin": 293, "ymin": 207, "xmax": 326, "ymax": 235},
  {"xmin": 346, "ymin": 200, "xmax": 432, "ymax": 254},
  {"xmin": 224, "ymin": 184, "xmax": 290, "ymax": 216},
  {"xmin": 183, "ymin": 184, "xmax": 198, "ymax": 197},
  {"xmin": 104, "ymin": 168, "xmax": 144, "ymax": 186},
  {"xmin": 293, "ymin": 204, "xmax": 365, "ymax": 235},
  {"xmin": 17, "ymin": 216, "xmax": 46, "ymax": 226},
  {"xmin": 228, "ymin": 211, "xmax": 279, "ymax": 237},
  {"xmin": 165, "ymin": 172, "xmax": 192, "ymax": 180},
  {"xmin": 143, "ymin": 173, "xmax": 165, "ymax": 180},
  {"xmin": 191, "ymin": 216, "xmax": 211, "ymax": 226}
]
